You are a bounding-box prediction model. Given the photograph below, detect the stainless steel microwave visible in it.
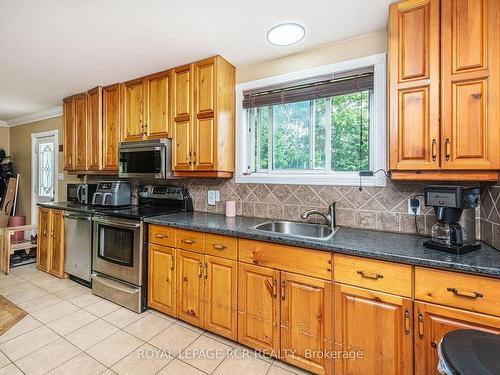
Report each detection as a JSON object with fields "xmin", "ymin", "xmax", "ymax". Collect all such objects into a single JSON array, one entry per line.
[{"xmin": 118, "ymin": 139, "xmax": 174, "ymax": 179}]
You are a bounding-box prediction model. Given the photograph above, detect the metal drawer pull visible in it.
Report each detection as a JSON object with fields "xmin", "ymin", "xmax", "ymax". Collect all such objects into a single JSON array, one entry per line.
[
  {"xmin": 155, "ymin": 233, "xmax": 167, "ymax": 239},
  {"xmin": 170, "ymin": 255, "xmax": 174, "ymax": 271},
  {"xmin": 281, "ymin": 281, "xmax": 286, "ymax": 300},
  {"xmin": 470, "ymin": 93, "xmax": 482, "ymax": 99},
  {"xmin": 404, "ymin": 309, "xmax": 410, "ymax": 335},
  {"xmin": 431, "ymin": 139, "xmax": 437, "ymax": 161},
  {"xmin": 272, "ymin": 279, "xmax": 278, "ymax": 299},
  {"xmin": 418, "ymin": 313, "xmax": 424, "ymax": 339},
  {"xmin": 212, "ymin": 244, "xmax": 227, "ymax": 250},
  {"xmin": 357, "ymin": 270, "xmax": 384, "ymax": 280},
  {"xmin": 182, "ymin": 239, "xmax": 196, "ymax": 244},
  {"xmin": 447, "ymin": 288, "xmax": 483, "ymax": 299},
  {"xmin": 445, "ymin": 139, "xmax": 451, "ymax": 161}
]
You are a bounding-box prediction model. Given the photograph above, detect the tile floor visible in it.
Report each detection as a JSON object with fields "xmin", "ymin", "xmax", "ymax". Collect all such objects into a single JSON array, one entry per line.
[{"xmin": 0, "ymin": 264, "xmax": 311, "ymax": 375}]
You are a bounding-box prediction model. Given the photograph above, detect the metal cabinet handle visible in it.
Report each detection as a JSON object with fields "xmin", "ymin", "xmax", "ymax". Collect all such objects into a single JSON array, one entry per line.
[
  {"xmin": 182, "ymin": 239, "xmax": 196, "ymax": 244},
  {"xmin": 272, "ymin": 279, "xmax": 278, "ymax": 299},
  {"xmin": 447, "ymin": 287, "xmax": 483, "ymax": 299},
  {"xmin": 404, "ymin": 309, "xmax": 410, "ymax": 335},
  {"xmin": 155, "ymin": 233, "xmax": 167, "ymax": 239},
  {"xmin": 204, "ymin": 262, "xmax": 208, "ymax": 279},
  {"xmin": 357, "ymin": 270, "xmax": 384, "ymax": 280},
  {"xmin": 418, "ymin": 312, "xmax": 424, "ymax": 339},
  {"xmin": 470, "ymin": 93, "xmax": 482, "ymax": 99},
  {"xmin": 212, "ymin": 244, "xmax": 227, "ymax": 250},
  {"xmin": 445, "ymin": 139, "xmax": 451, "ymax": 161},
  {"xmin": 169, "ymin": 255, "xmax": 174, "ymax": 271},
  {"xmin": 431, "ymin": 139, "xmax": 437, "ymax": 161},
  {"xmin": 198, "ymin": 262, "xmax": 203, "ymax": 278},
  {"xmin": 42, "ymin": 229, "xmax": 47, "ymax": 235},
  {"xmin": 281, "ymin": 281, "xmax": 286, "ymax": 300}
]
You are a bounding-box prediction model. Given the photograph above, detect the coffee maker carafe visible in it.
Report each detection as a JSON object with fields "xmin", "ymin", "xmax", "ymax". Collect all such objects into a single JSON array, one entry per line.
[{"xmin": 423, "ymin": 186, "xmax": 481, "ymax": 255}]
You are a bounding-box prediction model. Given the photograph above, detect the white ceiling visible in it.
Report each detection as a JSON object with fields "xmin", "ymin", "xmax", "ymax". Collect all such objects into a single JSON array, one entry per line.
[{"xmin": 0, "ymin": 0, "xmax": 390, "ymax": 121}]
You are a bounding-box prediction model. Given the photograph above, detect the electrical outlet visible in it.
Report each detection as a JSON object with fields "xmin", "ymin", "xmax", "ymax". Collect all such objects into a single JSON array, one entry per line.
[
  {"xmin": 408, "ymin": 198, "xmax": 421, "ymax": 215},
  {"xmin": 207, "ymin": 190, "xmax": 220, "ymax": 206}
]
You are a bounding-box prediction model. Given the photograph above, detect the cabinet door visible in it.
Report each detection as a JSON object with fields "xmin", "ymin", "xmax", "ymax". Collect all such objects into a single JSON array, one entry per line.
[
  {"xmin": 62, "ymin": 97, "xmax": 75, "ymax": 171},
  {"xmin": 122, "ymin": 78, "xmax": 144, "ymax": 142},
  {"xmin": 204, "ymin": 255, "xmax": 237, "ymax": 340},
  {"xmin": 334, "ymin": 283, "xmax": 413, "ymax": 375},
  {"xmin": 415, "ymin": 302, "xmax": 500, "ymax": 375},
  {"xmin": 388, "ymin": 0, "xmax": 440, "ymax": 170},
  {"xmin": 148, "ymin": 244, "xmax": 176, "ymax": 316},
  {"xmin": 48, "ymin": 210, "xmax": 65, "ymax": 278},
  {"xmin": 238, "ymin": 263, "xmax": 280, "ymax": 354},
  {"xmin": 87, "ymin": 87, "xmax": 102, "ymax": 171},
  {"xmin": 441, "ymin": 0, "xmax": 500, "ymax": 169},
  {"xmin": 36, "ymin": 207, "xmax": 51, "ymax": 272},
  {"xmin": 173, "ymin": 65, "xmax": 193, "ymax": 171},
  {"xmin": 102, "ymin": 83, "xmax": 121, "ymax": 171},
  {"xmin": 73, "ymin": 93, "xmax": 88, "ymax": 170},
  {"xmin": 193, "ymin": 58, "xmax": 216, "ymax": 171},
  {"xmin": 144, "ymin": 71, "xmax": 170, "ymax": 140},
  {"xmin": 176, "ymin": 249, "xmax": 204, "ymax": 327},
  {"xmin": 281, "ymin": 272, "xmax": 332, "ymax": 375}
]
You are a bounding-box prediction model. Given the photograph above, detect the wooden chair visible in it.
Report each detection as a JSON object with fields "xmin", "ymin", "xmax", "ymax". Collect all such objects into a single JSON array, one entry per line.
[{"xmin": 0, "ymin": 225, "xmax": 37, "ymax": 275}]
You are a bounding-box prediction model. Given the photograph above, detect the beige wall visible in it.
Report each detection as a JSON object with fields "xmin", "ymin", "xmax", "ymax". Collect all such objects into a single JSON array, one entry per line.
[
  {"xmin": 0, "ymin": 127, "xmax": 10, "ymax": 155},
  {"xmin": 236, "ymin": 29, "xmax": 387, "ymax": 83},
  {"xmin": 9, "ymin": 116, "xmax": 80, "ymax": 223}
]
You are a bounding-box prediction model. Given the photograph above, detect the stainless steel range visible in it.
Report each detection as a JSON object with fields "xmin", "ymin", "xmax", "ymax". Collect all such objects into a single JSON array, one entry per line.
[{"xmin": 91, "ymin": 185, "xmax": 193, "ymax": 312}]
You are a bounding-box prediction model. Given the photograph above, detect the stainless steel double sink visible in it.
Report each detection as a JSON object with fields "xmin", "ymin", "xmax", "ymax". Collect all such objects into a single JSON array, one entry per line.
[{"xmin": 250, "ymin": 220, "xmax": 338, "ymax": 241}]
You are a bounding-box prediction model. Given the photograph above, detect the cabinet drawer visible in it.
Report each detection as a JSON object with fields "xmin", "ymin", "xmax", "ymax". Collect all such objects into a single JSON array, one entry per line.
[
  {"xmin": 415, "ymin": 267, "xmax": 500, "ymax": 317},
  {"xmin": 176, "ymin": 229, "xmax": 205, "ymax": 253},
  {"xmin": 333, "ymin": 254, "xmax": 412, "ymax": 297},
  {"xmin": 205, "ymin": 233, "xmax": 237, "ymax": 260},
  {"xmin": 238, "ymin": 239, "xmax": 332, "ymax": 280},
  {"xmin": 149, "ymin": 225, "xmax": 176, "ymax": 248}
]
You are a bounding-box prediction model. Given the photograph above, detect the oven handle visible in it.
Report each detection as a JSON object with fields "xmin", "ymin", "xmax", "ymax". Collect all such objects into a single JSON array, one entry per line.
[
  {"xmin": 92, "ymin": 217, "xmax": 141, "ymax": 229},
  {"xmin": 91, "ymin": 273, "xmax": 139, "ymax": 294}
]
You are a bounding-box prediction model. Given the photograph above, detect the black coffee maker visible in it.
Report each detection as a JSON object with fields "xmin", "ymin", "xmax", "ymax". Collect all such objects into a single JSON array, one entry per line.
[{"xmin": 423, "ymin": 186, "xmax": 481, "ymax": 255}]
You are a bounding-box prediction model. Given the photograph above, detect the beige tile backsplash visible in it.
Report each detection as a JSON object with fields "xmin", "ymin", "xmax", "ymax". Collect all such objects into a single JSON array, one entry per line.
[{"xmin": 480, "ymin": 182, "xmax": 500, "ymax": 250}]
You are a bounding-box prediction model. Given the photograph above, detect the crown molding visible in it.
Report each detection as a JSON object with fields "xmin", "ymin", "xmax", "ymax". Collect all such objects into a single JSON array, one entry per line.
[
  {"xmin": 0, "ymin": 120, "xmax": 8, "ymax": 127},
  {"xmin": 6, "ymin": 106, "xmax": 63, "ymax": 127}
]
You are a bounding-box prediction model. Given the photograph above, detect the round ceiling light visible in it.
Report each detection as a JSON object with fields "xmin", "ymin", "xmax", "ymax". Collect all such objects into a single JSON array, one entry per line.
[{"xmin": 267, "ymin": 23, "xmax": 305, "ymax": 46}]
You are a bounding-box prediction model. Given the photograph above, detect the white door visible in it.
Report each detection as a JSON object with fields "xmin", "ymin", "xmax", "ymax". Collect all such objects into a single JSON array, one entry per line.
[{"xmin": 31, "ymin": 131, "xmax": 58, "ymax": 225}]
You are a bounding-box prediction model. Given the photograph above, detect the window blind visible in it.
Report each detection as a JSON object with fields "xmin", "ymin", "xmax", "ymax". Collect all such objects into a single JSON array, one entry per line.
[{"xmin": 242, "ymin": 67, "xmax": 374, "ymax": 109}]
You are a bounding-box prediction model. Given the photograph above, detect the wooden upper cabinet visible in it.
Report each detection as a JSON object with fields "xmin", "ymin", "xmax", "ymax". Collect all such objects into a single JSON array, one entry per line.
[
  {"xmin": 334, "ymin": 284, "xmax": 413, "ymax": 375},
  {"xmin": 238, "ymin": 263, "xmax": 280, "ymax": 354},
  {"xmin": 62, "ymin": 97, "xmax": 75, "ymax": 171},
  {"xmin": 87, "ymin": 87, "xmax": 102, "ymax": 171},
  {"xmin": 204, "ymin": 255, "xmax": 238, "ymax": 340},
  {"xmin": 102, "ymin": 84, "xmax": 121, "ymax": 171},
  {"xmin": 388, "ymin": 0, "xmax": 440, "ymax": 171},
  {"xmin": 121, "ymin": 78, "xmax": 144, "ymax": 142},
  {"xmin": 172, "ymin": 65, "xmax": 193, "ymax": 171},
  {"xmin": 440, "ymin": 0, "xmax": 500, "ymax": 170},
  {"xmin": 281, "ymin": 272, "xmax": 332, "ymax": 375},
  {"xmin": 73, "ymin": 93, "xmax": 88, "ymax": 170},
  {"xmin": 144, "ymin": 71, "xmax": 170, "ymax": 140},
  {"xmin": 414, "ymin": 302, "xmax": 500, "ymax": 375},
  {"xmin": 176, "ymin": 249, "xmax": 204, "ymax": 327}
]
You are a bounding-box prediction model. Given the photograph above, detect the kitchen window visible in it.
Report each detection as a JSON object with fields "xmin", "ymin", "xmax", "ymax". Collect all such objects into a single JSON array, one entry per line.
[{"xmin": 235, "ymin": 54, "xmax": 386, "ymax": 186}]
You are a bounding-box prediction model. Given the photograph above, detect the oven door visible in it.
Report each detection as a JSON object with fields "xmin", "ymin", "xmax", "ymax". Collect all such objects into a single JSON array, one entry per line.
[
  {"xmin": 92, "ymin": 216, "xmax": 143, "ymax": 286},
  {"xmin": 119, "ymin": 144, "xmax": 166, "ymax": 179}
]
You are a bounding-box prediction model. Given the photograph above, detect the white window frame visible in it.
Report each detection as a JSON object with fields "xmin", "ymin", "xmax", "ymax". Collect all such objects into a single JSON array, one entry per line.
[
  {"xmin": 31, "ymin": 129, "xmax": 59, "ymax": 225},
  {"xmin": 235, "ymin": 53, "xmax": 387, "ymax": 186}
]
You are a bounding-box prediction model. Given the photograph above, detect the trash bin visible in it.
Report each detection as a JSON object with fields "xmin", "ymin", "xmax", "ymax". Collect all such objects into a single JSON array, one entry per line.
[{"xmin": 438, "ymin": 329, "xmax": 500, "ymax": 374}]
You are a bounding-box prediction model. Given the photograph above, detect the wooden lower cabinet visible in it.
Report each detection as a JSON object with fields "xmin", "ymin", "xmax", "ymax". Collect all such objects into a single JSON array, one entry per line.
[
  {"xmin": 148, "ymin": 244, "xmax": 176, "ymax": 316},
  {"xmin": 334, "ymin": 283, "xmax": 413, "ymax": 375},
  {"xmin": 203, "ymin": 256, "xmax": 237, "ymax": 340},
  {"xmin": 36, "ymin": 208, "xmax": 65, "ymax": 278},
  {"xmin": 238, "ymin": 263, "xmax": 280, "ymax": 354},
  {"xmin": 176, "ymin": 249, "xmax": 204, "ymax": 327},
  {"xmin": 281, "ymin": 272, "xmax": 333, "ymax": 375},
  {"xmin": 414, "ymin": 302, "xmax": 500, "ymax": 375}
]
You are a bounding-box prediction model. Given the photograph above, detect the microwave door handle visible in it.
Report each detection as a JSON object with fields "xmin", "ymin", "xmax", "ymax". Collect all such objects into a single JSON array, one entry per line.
[{"xmin": 77, "ymin": 185, "xmax": 83, "ymax": 202}]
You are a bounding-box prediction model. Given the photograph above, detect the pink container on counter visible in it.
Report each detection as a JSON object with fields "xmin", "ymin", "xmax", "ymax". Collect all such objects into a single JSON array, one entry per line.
[{"xmin": 225, "ymin": 201, "xmax": 236, "ymax": 217}]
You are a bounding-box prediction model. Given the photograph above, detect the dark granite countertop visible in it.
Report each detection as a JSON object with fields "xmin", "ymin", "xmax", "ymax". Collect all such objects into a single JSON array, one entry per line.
[
  {"xmin": 37, "ymin": 201, "xmax": 102, "ymax": 214},
  {"xmin": 145, "ymin": 212, "xmax": 500, "ymax": 278}
]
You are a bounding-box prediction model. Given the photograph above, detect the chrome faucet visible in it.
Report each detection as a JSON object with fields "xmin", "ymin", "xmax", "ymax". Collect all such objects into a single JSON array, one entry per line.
[{"xmin": 301, "ymin": 203, "xmax": 337, "ymax": 229}]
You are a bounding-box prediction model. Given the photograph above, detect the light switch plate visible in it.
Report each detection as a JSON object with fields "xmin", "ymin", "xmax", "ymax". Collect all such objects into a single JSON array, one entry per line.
[{"xmin": 208, "ymin": 190, "xmax": 220, "ymax": 206}]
